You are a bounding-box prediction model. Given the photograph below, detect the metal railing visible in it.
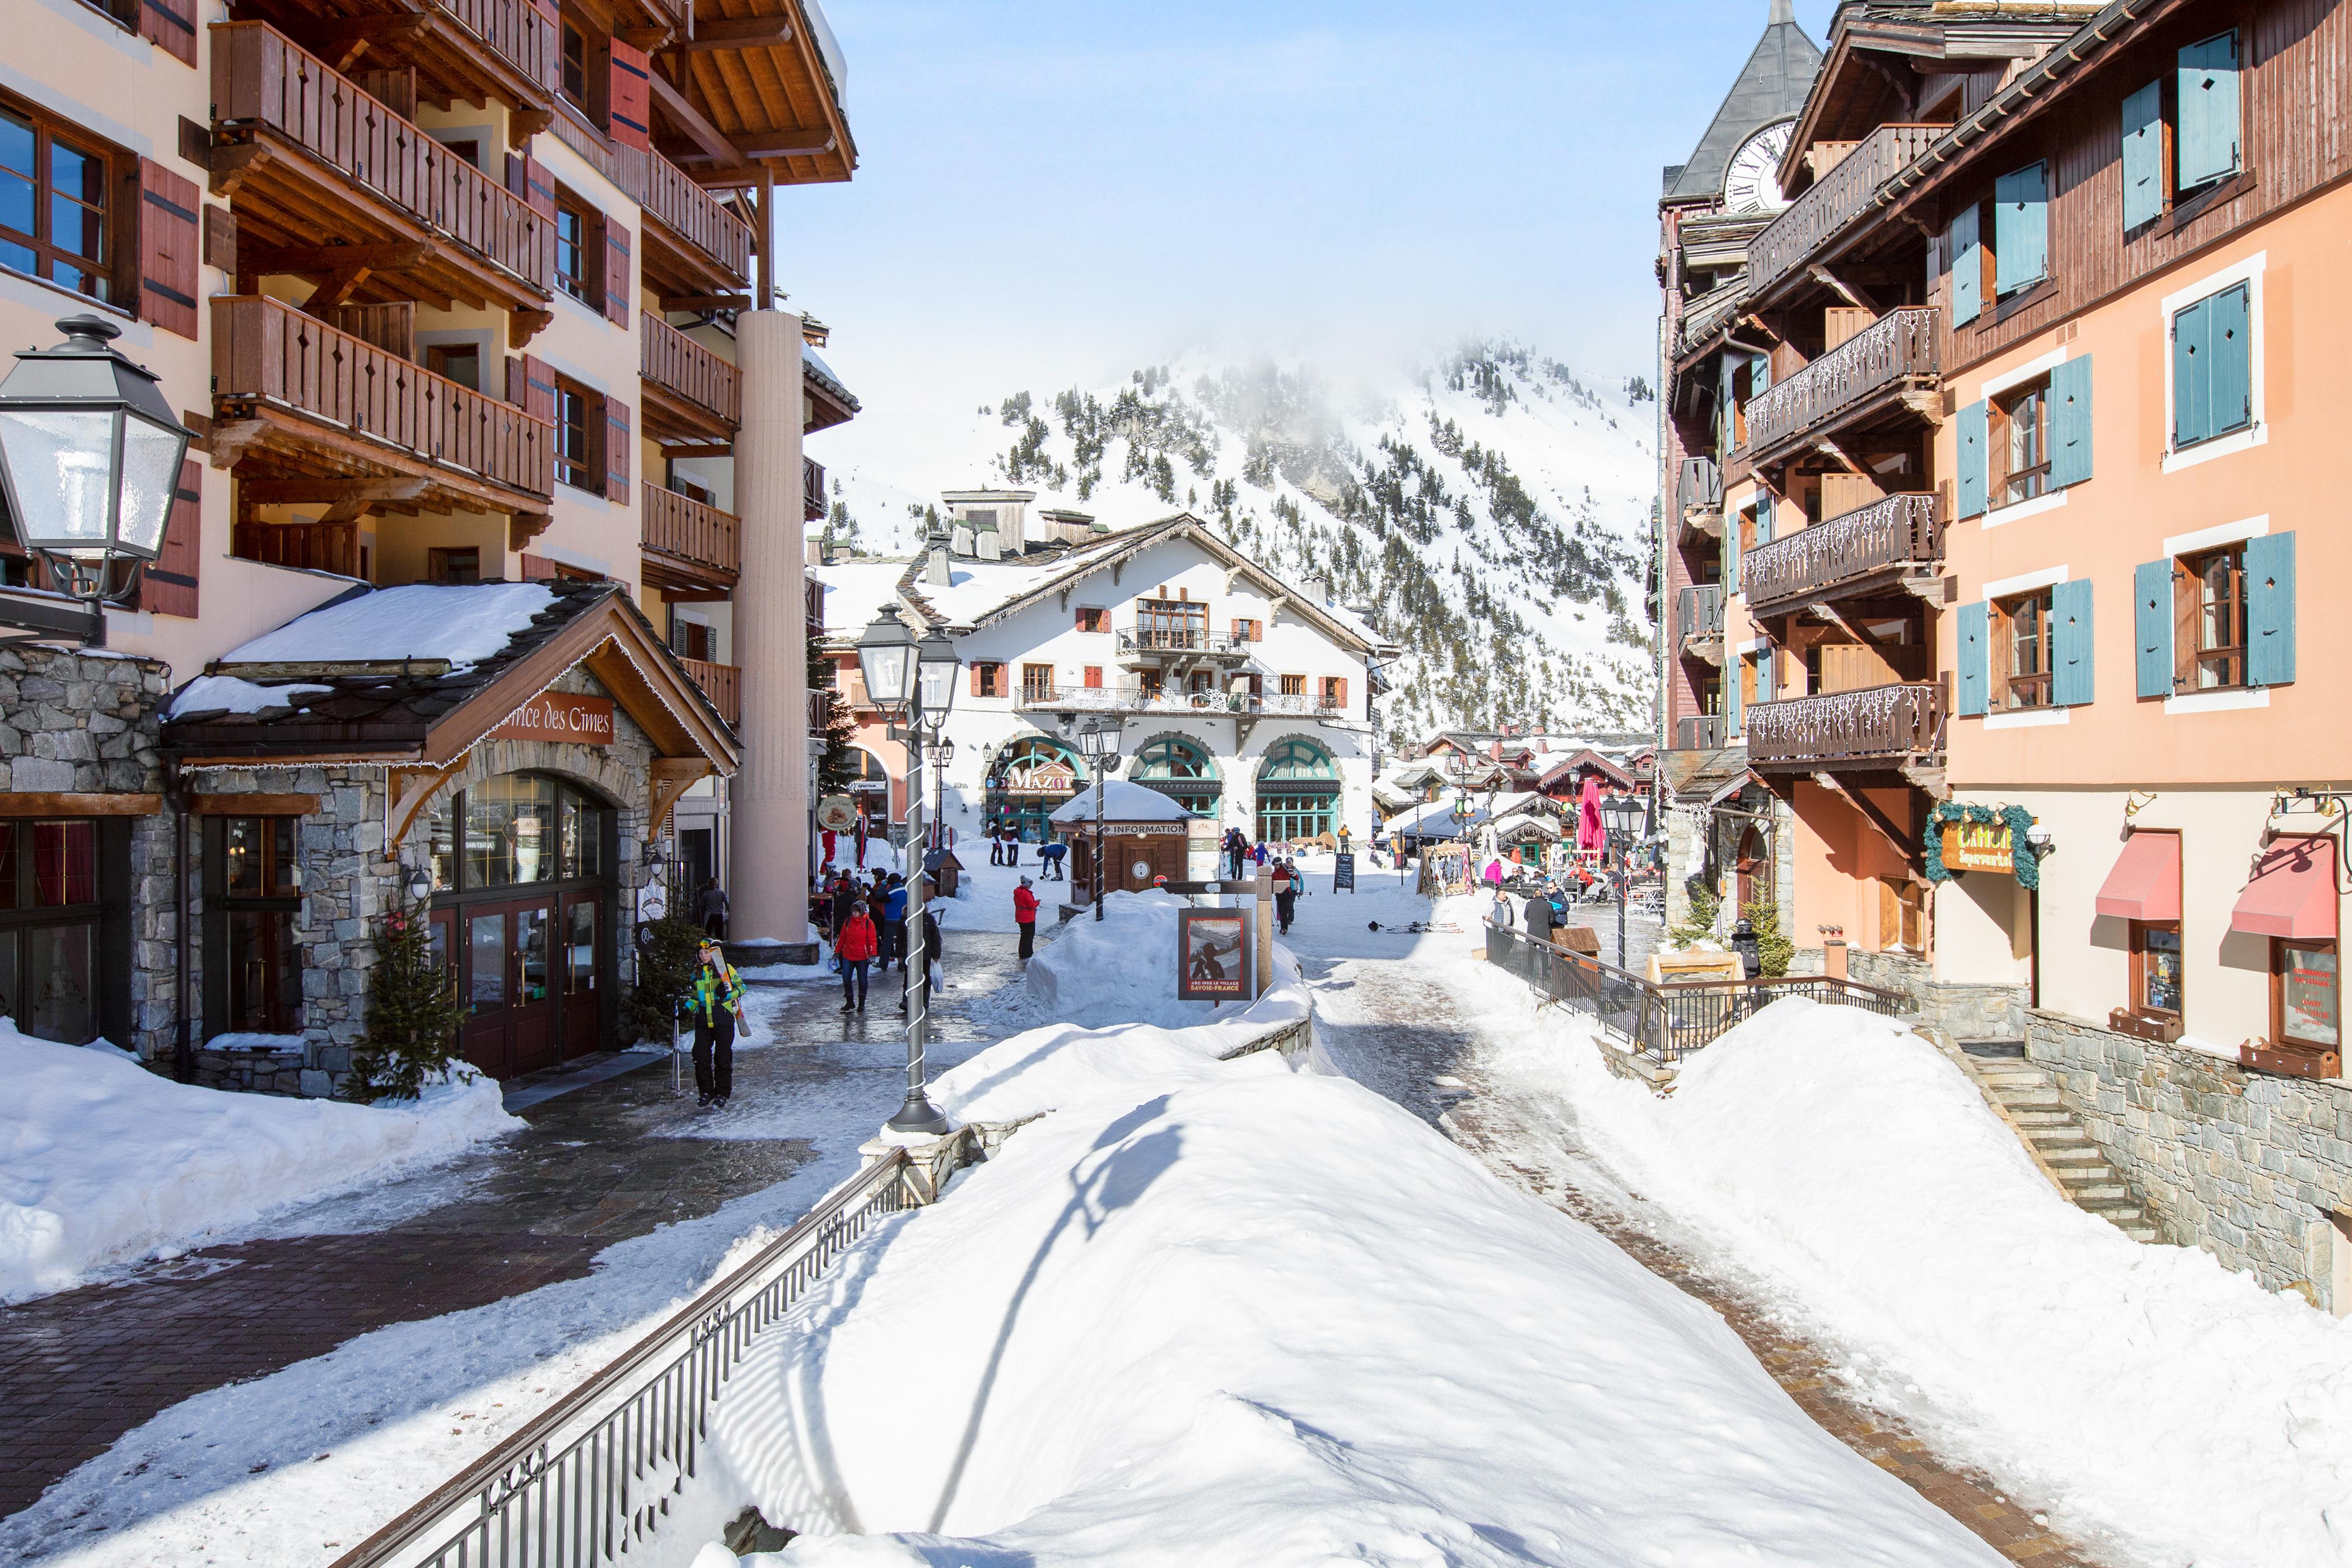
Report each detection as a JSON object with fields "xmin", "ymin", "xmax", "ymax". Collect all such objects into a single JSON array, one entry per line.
[
  {"xmin": 1677, "ymin": 583, "xmax": 1724, "ymax": 643},
  {"xmin": 1678, "ymin": 456, "xmax": 1721, "ymax": 516},
  {"xmin": 1016, "ymin": 684, "xmax": 1344, "ymax": 717},
  {"xmin": 1748, "ymin": 125, "xmax": 1943, "ymax": 296},
  {"xmin": 1485, "ymin": 923, "xmax": 1908, "ymax": 1064},
  {"xmin": 332, "ymin": 1151, "xmax": 917, "ymax": 1568},
  {"xmin": 210, "ymin": 21, "xmax": 552, "ymax": 291},
  {"xmin": 1674, "ymin": 713, "xmax": 1726, "ymax": 751},
  {"xmin": 1116, "ymin": 628, "xmax": 1254, "ymax": 657},
  {"xmin": 1741, "ymin": 492, "xmax": 1942, "ymax": 610},
  {"xmin": 642, "ymin": 486, "xmax": 741, "ymax": 580},
  {"xmin": 1746, "ymin": 681, "xmax": 1946, "ymax": 766},
  {"xmin": 641, "ymin": 311, "xmax": 743, "ymax": 427},
  {"xmin": 1741, "ymin": 307, "xmax": 1939, "ymax": 458},
  {"xmin": 212, "ymin": 295, "xmax": 552, "ymax": 497}
]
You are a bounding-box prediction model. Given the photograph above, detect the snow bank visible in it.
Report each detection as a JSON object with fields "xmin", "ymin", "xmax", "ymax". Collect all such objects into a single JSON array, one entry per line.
[
  {"xmin": 1012, "ymin": 889, "xmax": 1284, "ymax": 1032},
  {"xmin": 703, "ymin": 1009, "xmax": 1996, "ymax": 1565},
  {"xmin": 1511, "ymin": 995, "xmax": 2352, "ymax": 1568},
  {"xmin": 218, "ymin": 582, "xmax": 555, "ymax": 669},
  {"xmin": 0, "ymin": 1025, "xmax": 517, "ymax": 1301}
]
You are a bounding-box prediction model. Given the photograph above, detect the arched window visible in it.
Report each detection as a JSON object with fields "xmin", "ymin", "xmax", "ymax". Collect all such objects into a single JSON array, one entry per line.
[
  {"xmin": 1256, "ymin": 738, "xmax": 1341, "ymax": 842},
  {"xmin": 1131, "ymin": 736, "xmax": 1220, "ymax": 817},
  {"xmin": 844, "ymin": 747, "xmax": 891, "ymax": 825},
  {"xmin": 986, "ymin": 736, "xmax": 1086, "ymax": 843}
]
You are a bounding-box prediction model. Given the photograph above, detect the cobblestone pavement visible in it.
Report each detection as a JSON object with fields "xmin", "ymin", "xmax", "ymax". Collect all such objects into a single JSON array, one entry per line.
[
  {"xmin": 1288, "ymin": 903, "xmax": 2122, "ymax": 1568},
  {"xmin": 0, "ymin": 930, "xmax": 1026, "ymax": 1522}
]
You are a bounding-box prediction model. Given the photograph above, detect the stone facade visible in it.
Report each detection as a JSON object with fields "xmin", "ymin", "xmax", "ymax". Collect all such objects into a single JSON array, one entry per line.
[
  {"xmin": 2028, "ymin": 1007, "xmax": 2352, "ymax": 1307},
  {"xmin": 1785, "ymin": 944, "xmax": 2024, "ymax": 1042}
]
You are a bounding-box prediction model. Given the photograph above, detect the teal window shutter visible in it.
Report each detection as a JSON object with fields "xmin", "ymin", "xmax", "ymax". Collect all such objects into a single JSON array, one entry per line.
[
  {"xmin": 2172, "ymin": 294, "xmax": 2210, "ymax": 447},
  {"xmin": 1725, "ymin": 659, "xmax": 1743, "ymax": 735},
  {"xmin": 2246, "ymin": 531, "xmax": 2296, "ymax": 686},
  {"xmin": 1718, "ymin": 353, "xmax": 1738, "ymax": 455},
  {"xmin": 2049, "ymin": 355, "xmax": 2093, "ymax": 488},
  {"xmin": 1956, "ymin": 399, "xmax": 1989, "ymax": 519},
  {"xmin": 1752, "ymin": 350, "xmax": 1771, "ymax": 395},
  {"xmin": 1949, "ymin": 202, "xmax": 1983, "ymax": 325},
  {"xmin": 2207, "ymin": 281, "xmax": 2252, "ymax": 438},
  {"xmin": 2178, "ymin": 30, "xmax": 2242, "ymax": 189},
  {"xmin": 1726, "ymin": 510, "xmax": 1742, "ymax": 594},
  {"xmin": 1993, "ymin": 162, "xmax": 2050, "ymax": 296},
  {"xmin": 2052, "ymin": 578, "xmax": 2095, "ymax": 706},
  {"xmin": 2121, "ymin": 80, "xmax": 2166, "ymax": 229},
  {"xmin": 2134, "ymin": 559, "xmax": 2175, "ymax": 698},
  {"xmin": 1957, "ymin": 601, "xmax": 1990, "ymax": 717}
]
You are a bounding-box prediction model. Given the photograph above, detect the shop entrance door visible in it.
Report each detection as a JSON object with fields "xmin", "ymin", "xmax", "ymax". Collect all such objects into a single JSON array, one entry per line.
[
  {"xmin": 558, "ymin": 893, "xmax": 602, "ymax": 1060},
  {"xmin": 460, "ymin": 898, "xmax": 559, "ymax": 1077}
]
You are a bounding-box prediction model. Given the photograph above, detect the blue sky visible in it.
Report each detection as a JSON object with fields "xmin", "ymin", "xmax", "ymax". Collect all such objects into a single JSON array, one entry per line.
[{"xmin": 783, "ymin": 1, "xmax": 1836, "ymax": 414}]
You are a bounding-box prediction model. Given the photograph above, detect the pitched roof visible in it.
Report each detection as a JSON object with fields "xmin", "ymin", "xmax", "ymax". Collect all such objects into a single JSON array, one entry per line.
[{"xmin": 1662, "ymin": 4, "xmax": 1822, "ymax": 206}]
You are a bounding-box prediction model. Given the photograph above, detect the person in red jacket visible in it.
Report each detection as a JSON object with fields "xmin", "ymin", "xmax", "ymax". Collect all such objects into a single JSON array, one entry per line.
[
  {"xmin": 1012, "ymin": 875, "xmax": 1040, "ymax": 962},
  {"xmin": 836, "ymin": 899, "xmax": 879, "ymax": 1011}
]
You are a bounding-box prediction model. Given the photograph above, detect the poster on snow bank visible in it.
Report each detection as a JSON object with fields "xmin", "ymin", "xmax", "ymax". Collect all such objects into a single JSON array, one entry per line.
[{"xmin": 1178, "ymin": 908, "xmax": 1252, "ymax": 1001}]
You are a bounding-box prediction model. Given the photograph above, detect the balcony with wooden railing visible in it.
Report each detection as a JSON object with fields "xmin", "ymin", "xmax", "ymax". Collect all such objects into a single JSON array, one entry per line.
[
  {"xmin": 679, "ymin": 657, "xmax": 741, "ymax": 726},
  {"xmin": 639, "ymin": 150, "xmax": 755, "ymax": 297},
  {"xmin": 1748, "ymin": 125, "xmax": 1943, "ymax": 297},
  {"xmin": 1017, "ymin": 685, "xmax": 1344, "ymax": 719},
  {"xmin": 1739, "ymin": 308, "xmax": 1939, "ymax": 464},
  {"xmin": 239, "ymin": 0, "xmax": 561, "ymax": 134},
  {"xmin": 211, "ymin": 293, "xmax": 553, "ymax": 512},
  {"xmin": 1742, "ymin": 493, "xmax": 1943, "ymax": 613},
  {"xmin": 1674, "ymin": 713, "xmax": 1728, "ymax": 752},
  {"xmin": 640, "ymin": 312, "xmax": 742, "ymax": 448},
  {"xmin": 805, "ymin": 457, "xmax": 827, "ymax": 522},
  {"xmin": 1746, "ymin": 682, "xmax": 1947, "ymax": 771},
  {"xmin": 641, "ymin": 486, "xmax": 740, "ymax": 594},
  {"xmin": 209, "ymin": 21, "xmax": 553, "ymax": 312},
  {"xmin": 1677, "ymin": 584, "xmax": 1725, "ymax": 665},
  {"xmin": 1677, "ymin": 456, "xmax": 1723, "ymax": 542}
]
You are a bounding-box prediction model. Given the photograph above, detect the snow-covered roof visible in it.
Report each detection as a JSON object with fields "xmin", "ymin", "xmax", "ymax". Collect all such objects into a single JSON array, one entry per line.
[
  {"xmin": 802, "ymin": 342, "xmax": 859, "ymax": 412},
  {"xmin": 215, "ymin": 583, "xmax": 556, "ymax": 671},
  {"xmin": 167, "ymin": 675, "xmax": 332, "ymax": 721},
  {"xmin": 1050, "ymin": 780, "xmax": 1195, "ymax": 824},
  {"xmin": 812, "ymin": 561, "xmax": 911, "ymax": 637}
]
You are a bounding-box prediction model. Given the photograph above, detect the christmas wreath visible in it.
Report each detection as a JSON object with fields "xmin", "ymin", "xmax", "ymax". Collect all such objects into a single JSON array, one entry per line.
[{"xmin": 1923, "ymin": 801, "xmax": 2039, "ymax": 890}]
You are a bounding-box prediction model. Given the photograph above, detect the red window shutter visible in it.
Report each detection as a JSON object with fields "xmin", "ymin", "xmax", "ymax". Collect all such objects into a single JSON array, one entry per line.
[
  {"xmin": 517, "ymin": 354, "xmax": 556, "ymax": 423},
  {"xmin": 505, "ymin": 152, "xmax": 526, "ymax": 200},
  {"xmin": 602, "ymin": 216, "xmax": 631, "ymax": 325},
  {"xmin": 604, "ymin": 394, "xmax": 631, "ymax": 501},
  {"xmin": 1084, "ymin": 666, "xmax": 1103, "ymax": 688},
  {"xmin": 522, "ymin": 156, "xmax": 557, "ymax": 219},
  {"xmin": 135, "ymin": 159, "xmax": 200, "ymax": 341},
  {"xmin": 609, "ymin": 39, "xmax": 652, "ymax": 152},
  {"xmin": 139, "ymin": 0, "xmax": 197, "ymax": 66},
  {"xmin": 1336, "ymin": 676, "xmax": 1349, "ymax": 708},
  {"xmin": 519, "ymin": 553, "xmax": 560, "ymax": 581},
  {"xmin": 970, "ymin": 664, "xmax": 984, "ymax": 697},
  {"xmin": 202, "ymin": 203, "xmax": 236, "ymax": 274},
  {"xmin": 137, "ymin": 459, "xmax": 202, "ymax": 617}
]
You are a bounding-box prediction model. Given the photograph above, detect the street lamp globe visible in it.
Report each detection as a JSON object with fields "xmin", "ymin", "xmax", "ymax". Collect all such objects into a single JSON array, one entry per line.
[
  {"xmin": 1078, "ymin": 720, "xmax": 1114, "ymax": 760},
  {"xmin": 935, "ymin": 735, "xmax": 956, "ymax": 769},
  {"xmin": 914, "ymin": 627, "xmax": 959, "ymax": 732},
  {"xmin": 855, "ymin": 609, "xmax": 918, "ymax": 722},
  {"xmin": 0, "ymin": 315, "xmax": 190, "ymax": 600}
]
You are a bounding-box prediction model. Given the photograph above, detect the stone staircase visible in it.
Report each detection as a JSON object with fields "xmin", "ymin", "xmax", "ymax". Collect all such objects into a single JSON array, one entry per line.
[{"xmin": 1945, "ymin": 1040, "xmax": 2162, "ymax": 1243}]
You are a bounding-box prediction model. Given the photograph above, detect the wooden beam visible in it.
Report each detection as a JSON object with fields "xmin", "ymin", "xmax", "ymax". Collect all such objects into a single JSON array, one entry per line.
[
  {"xmin": 188, "ymin": 793, "xmax": 323, "ymax": 816},
  {"xmin": 305, "ymin": 268, "xmax": 373, "ymax": 310},
  {"xmin": 1808, "ymin": 264, "xmax": 1878, "ymax": 312},
  {"xmin": 647, "ymin": 757, "xmax": 712, "ymax": 836},
  {"xmin": 509, "ymin": 511, "xmax": 554, "ymax": 551},
  {"xmin": 385, "ymin": 765, "xmax": 457, "ymax": 849},
  {"xmin": 241, "ymin": 241, "xmax": 431, "ymax": 276},
  {"xmin": 662, "ymin": 17, "xmax": 791, "ymax": 50},
  {"xmin": 646, "ymin": 68, "xmax": 744, "ymax": 167},
  {"xmin": 239, "ymin": 478, "xmax": 431, "ymax": 506},
  {"xmin": 207, "ymin": 418, "xmax": 269, "ymax": 471},
  {"xmin": 0, "ymin": 793, "xmax": 162, "ymax": 817},
  {"xmin": 682, "ymin": 133, "xmax": 835, "ymax": 166},
  {"xmin": 659, "ymin": 293, "xmax": 751, "ymax": 312},
  {"xmin": 1812, "ymin": 770, "xmax": 1924, "ymax": 875},
  {"xmin": 509, "ymin": 307, "xmax": 553, "ymax": 348}
]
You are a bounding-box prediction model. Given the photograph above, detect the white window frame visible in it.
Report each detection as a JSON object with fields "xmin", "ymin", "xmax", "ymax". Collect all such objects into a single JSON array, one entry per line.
[{"xmin": 2160, "ymin": 251, "xmax": 2266, "ymax": 475}]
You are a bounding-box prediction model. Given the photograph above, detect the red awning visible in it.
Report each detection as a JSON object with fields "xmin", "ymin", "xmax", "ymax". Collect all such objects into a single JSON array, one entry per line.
[
  {"xmin": 2230, "ymin": 838, "xmax": 2339, "ymax": 940},
  {"xmin": 2095, "ymin": 832, "xmax": 2181, "ymax": 921}
]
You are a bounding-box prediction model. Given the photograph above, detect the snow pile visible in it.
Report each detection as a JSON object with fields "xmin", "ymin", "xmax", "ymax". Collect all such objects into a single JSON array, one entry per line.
[
  {"xmin": 1047, "ymin": 778, "xmax": 1193, "ymax": 824},
  {"xmin": 0, "ymin": 1024, "xmax": 517, "ymax": 1301},
  {"xmin": 700, "ymin": 1001, "xmax": 1997, "ymax": 1563},
  {"xmin": 1014, "ymin": 890, "xmax": 1277, "ymax": 1031},
  {"xmin": 1514, "ymin": 995, "xmax": 2352, "ymax": 1568},
  {"xmin": 217, "ymin": 582, "xmax": 556, "ymax": 670},
  {"xmin": 166, "ymin": 674, "xmax": 333, "ymax": 718}
]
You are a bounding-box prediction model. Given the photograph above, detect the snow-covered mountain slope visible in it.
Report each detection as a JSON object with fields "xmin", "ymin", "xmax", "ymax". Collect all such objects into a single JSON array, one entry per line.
[{"xmin": 810, "ymin": 343, "xmax": 1658, "ymax": 740}]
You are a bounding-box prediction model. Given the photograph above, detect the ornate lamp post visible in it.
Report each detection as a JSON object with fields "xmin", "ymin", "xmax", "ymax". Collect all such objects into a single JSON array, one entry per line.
[
  {"xmin": 1077, "ymin": 720, "xmax": 1121, "ymax": 921},
  {"xmin": 857, "ymin": 609, "xmax": 959, "ymax": 1135},
  {"xmin": 0, "ymin": 315, "xmax": 192, "ymax": 646},
  {"xmin": 1602, "ymin": 791, "xmax": 1646, "ymax": 966}
]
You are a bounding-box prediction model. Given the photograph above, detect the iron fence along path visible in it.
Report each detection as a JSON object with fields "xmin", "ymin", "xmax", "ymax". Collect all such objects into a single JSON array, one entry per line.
[{"xmin": 330, "ymin": 1150, "xmax": 919, "ymax": 1568}]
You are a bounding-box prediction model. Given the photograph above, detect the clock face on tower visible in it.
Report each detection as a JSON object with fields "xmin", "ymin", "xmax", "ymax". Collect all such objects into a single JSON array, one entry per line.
[{"xmin": 1723, "ymin": 121, "xmax": 1794, "ymax": 214}]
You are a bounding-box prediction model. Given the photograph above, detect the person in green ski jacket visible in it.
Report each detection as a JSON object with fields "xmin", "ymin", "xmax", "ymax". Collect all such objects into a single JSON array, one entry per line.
[{"xmin": 687, "ymin": 940, "xmax": 747, "ymax": 1108}]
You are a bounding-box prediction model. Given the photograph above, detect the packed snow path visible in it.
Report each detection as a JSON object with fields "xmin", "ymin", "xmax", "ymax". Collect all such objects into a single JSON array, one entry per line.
[{"xmin": 1279, "ymin": 880, "xmax": 2120, "ymax": 1568}]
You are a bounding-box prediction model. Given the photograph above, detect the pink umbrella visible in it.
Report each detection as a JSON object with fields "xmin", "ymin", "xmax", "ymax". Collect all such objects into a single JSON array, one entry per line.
[{"xmin": 1578, "ymin": 777, "xmax": 1605, "ymax": 852}]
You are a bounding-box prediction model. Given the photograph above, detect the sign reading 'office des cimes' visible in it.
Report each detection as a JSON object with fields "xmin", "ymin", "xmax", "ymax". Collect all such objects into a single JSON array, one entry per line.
[{"xmin": 492, "ymin": 692, "xmax": 617, "ymax": 745}]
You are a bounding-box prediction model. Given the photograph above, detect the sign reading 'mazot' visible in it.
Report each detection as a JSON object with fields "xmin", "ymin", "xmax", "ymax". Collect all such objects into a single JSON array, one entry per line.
[{"xmin": 492, "ymin": 692, "xmax": 617, "ymax": 745}]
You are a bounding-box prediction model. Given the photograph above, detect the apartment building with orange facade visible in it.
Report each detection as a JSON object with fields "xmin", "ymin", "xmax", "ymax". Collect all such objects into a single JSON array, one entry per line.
[
  {"xmin": 0, "ymin": 0, "xmax": 853, "ymax": 1089},
  {"xmin": 1664, "ymin": 0, "xmax": 2352, "ymax": 1304}
]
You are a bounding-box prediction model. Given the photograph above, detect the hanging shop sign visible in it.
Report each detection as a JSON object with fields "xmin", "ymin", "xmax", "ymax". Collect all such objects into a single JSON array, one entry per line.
[
  {"xmin": 1943, "ymin": 817, "xmax": 2017, "ymax": 876},
  {"xmin": 1924, "ymin": 802, "xmax": 2038, "ymax": 886},
  {"xmin": 492, "ymin": 692, "xmax": 615, "ymax": 745},
  {"xmin": 1178, "ymin": 907, "xmax": 1253, "ymax": 1001},
  {"xmin": 817, "ymin": 795, "xmax": 858, "ymax": 831}
]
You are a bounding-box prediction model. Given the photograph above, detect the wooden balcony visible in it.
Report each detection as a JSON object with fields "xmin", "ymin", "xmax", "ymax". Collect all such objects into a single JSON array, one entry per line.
[
  {"xmin": 805, "ymin": 457, "xmax": 827, "ymax": 522},
  {"xmin": 679, "ymin": 657, "xmax": 740, "ymax": 726},
  {"xmin": 640, "ymin": 312, "xmax": 741, "ymax": 450},
  {"xmin": 209, "ymin": 21, "xmax": 553, "ymax": 313},
  {"xmin": 1677, "ymin": 584, "xmax": 1725, "ymax": 665},
  {"xmin": 1018, "ymin": 685, "xmax": 1344, "ymax": 720},
  {"xmin": 236, "ymin": 0, "xmax": 560, "ymax": 139},
  {"xmin": 1747, "ymin": 683, "xmax": 1947, "ymax": 772},
  {"xmin": 1743, "ymin": 493, "xmax": 1943, "ymax": 614},
  {"xmin": 210, "ymin": 293, "xmax": 553, "ymax": 516},
  {"xmin": 639, "ymin": 150, "xmax": 754, "ymax": 300},
  {"xmin": 1748, "ymin": 125, "xmax": 1942, "ymax": 297},
  {"xmin": 641, "ymin": 485, "xmax": 740, "ymax": 595},
  {"xmin": 1114, "ymin": 628, "xmax": 1256, "ymax": 666},
  {"xmin": 1674, "ymin": 713, "xmax": 1727, "ymax": 752},
  {"xmin": 1677, "ymin": 456, "xmax": 1722, "ymax": 542},
  {"xmin": 1740, "ymin": 308, "xmax": 1939, "ymax": 464}
]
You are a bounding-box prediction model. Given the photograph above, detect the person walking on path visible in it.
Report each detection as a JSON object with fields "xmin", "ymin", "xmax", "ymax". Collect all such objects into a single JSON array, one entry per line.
[
  {"xmin": 1523, "ymin": 882, "xmax": 1556, "ymax": 947},
  {"xmin": 698, "ymin": 878, "xmax": 729, "ymax": 941},
  {"xmin": 883, "ymin": 875, "xmax": 909, "ymax": 971},
  {"xmin": 1271, "ymin": 857, "xmax": 1298, "ymax": 935},
  {"xmin": 1224, "ymin": 827, "xmax": 1248, "ymax": 881},
  {"xmin": 687, "ymin": 940, "xmax": 746, "ymax": 1108},
  {"xmin": 988, "ymin": 822, "xmax": 1005, "ymax": 866},
  {"xmin": 836, "ymin": 899, "xmax": 879, "ymax": 1011},
  {"xmin": 1039, "ymin": 838, "xmax": 1068, "ymax": 880},
  {"xmin": 1013, "ymin": 875, "xmax": 1040, "ymax": 962},
  {"xmin": 902, "ymin": 904, "xmax": 943, "ymax": 1014},
  {"xmin": 829, "ymin": 874, "xmax": 855, "ymax": 944}
]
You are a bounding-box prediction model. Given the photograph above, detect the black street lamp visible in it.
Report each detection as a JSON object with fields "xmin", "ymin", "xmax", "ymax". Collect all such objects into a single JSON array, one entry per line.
[
  {"xmin": 1078, "ymin": 720, "xmax": 1121, "ymax": 921},
  {"xmin": 0, "ymin": 316, "xmax": 192, "ymax": 646}
]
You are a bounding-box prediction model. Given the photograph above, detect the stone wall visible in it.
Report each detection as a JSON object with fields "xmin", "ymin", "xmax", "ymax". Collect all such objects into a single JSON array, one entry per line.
[
  {"xmin": 2028, "ymin": 1007, "xmax": 2352, "ymax": 1306},
  {"xmin": 1784, "ymin": 945, "xmax": 2024, "ymax": 1040}
]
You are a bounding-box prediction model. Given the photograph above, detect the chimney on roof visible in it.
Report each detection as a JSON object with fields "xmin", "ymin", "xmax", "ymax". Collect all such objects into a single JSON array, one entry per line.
[
  {"xmin": 975, "ymin": 517, "xmax": 1002, "ymax": 561},
  {"xmin": 1768, "ymin": 0, "xmax": 1794, "ymax": 22},
  {"xmin": 1301, "ymin": 576, "xmax": 1330, "ymax": 606},
  {"xmin": 950, "ymin": 518, "xmax": 974, "ymax": 556},
  {"xmin": 924, "ymin": 518, "xmax": 951, "ymax": 586},
  {"xmin": 942, "ymin": 490, "xmax": 1035, "ymax": 556}
]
